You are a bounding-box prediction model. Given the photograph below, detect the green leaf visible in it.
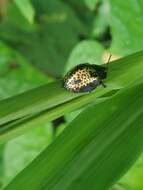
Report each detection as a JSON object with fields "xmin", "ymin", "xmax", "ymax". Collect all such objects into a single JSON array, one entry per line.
[
  {"xmin": 84, "ymin": 0, "xmax": 99, "ymax": 10},
  {"xmin": 1, "ymin": 50, "xmax": 143, "ymax": 141},
  {"xmin": 92, "ymin": 0, "xmax": 110, "ymax": 38},
  {"xmin": 65, "ymin": 40, "xmax": 104, "ymax": 73},
  {"xmin": 0, "ymin": 0, "xmax": 86, "ymax": 76},
  {"xmin": 0, "ymin": 41, "xmax": 52, "ymax": 188},
  {"xmin": 4, "ymin": 82, "xmax": 143, "ymax": 190},
  {"xmin": 0, "ymin": 41, "xmax": 49, "ymax": 100},
  {"xmin": 110, "ymin": 0, "xmax": 143, "ymax": 55},
  {"xmin": 3, "ymin": 123, "xmax": 53, "ymax": 187},
  {"xmin": 120, "ymin": 154, "xmax": 143, "ymax": 190},
  {"xmin": 13, "ymin": 0, "xmax": 35, "ymax": 24},
  {"xmin": 0, "ymin": 80, "xmax": 108, "ymax": 141}
]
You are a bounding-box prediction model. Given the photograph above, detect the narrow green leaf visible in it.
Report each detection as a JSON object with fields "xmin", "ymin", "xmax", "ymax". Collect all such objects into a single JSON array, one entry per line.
[
  {"xmin": 1, "ymin": 50, "xmax": 143, "ymax": 140},
  {"xmin": 0, "ymin": 80, "xmax": 79, "ymax": 126},
  {"xmin": 4, "ymin": 83, "xmax": 143, "ymax": 190},
  {"xmin": 0, "ymin": 91, "xmax": 109, "ymax": 141}
]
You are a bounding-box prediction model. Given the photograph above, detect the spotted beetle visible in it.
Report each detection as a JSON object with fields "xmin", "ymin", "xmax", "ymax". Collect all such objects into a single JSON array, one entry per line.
[{"xmin": 63, "ymin": 63, "xmax": 108, "ymax": 93}]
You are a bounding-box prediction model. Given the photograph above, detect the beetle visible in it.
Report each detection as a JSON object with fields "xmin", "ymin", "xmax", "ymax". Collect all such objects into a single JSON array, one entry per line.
[
  {"xmin": 63, "ymin": 63, "xmax": 107, "ymax": 93},
  {"xmin": 63, "ymin": 55, "xmax": 111, "ymax": 93}
]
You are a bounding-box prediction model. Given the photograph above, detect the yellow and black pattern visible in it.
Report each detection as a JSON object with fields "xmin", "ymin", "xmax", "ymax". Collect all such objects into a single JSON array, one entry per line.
[
  {"xmin": 64, "ymin": 63, "xmax": 107, "ymax": 93},
  {"xmin": 65, "ymin": 68, "xmax": 98, "ymax": 92}
]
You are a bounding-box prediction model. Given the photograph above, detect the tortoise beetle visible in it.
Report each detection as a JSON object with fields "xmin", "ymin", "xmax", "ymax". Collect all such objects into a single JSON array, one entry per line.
[{"xmin": 63, "ymin": 63, "xmax": 107, "ymax": 93}]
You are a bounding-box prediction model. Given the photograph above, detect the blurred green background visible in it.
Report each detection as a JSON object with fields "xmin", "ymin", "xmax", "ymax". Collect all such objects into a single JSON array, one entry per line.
[{"xmin": 0, "ymin": 0, "xmax": 143, "ymax": 189}]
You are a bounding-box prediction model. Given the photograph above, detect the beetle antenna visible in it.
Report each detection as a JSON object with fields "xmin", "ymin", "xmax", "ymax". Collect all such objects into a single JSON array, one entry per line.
[
  {"xmin": 107, "ymin": 53, "xmax": 112, "ymax": 64},
  {"xmin": 106, "ymin": 53, "xmax": 112, "ymax": 70}
]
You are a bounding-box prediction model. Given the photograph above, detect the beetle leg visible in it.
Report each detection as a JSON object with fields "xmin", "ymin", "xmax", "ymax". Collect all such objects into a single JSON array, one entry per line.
[{"xmin": 100, "ymin": 80, "xmax": 106, "ymax": 88}]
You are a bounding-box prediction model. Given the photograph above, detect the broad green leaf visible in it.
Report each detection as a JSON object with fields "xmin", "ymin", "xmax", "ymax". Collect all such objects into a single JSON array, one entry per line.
[
  {"xmin": 0, "ymin": 41, "xmax": 49, "ymax": 99},
  {"xmin": 64, "ymin": 0, "xmax": 95, "ymax": 28},
  {"xmin": 92, "ymin": 0, "xmax": 110, "ymax": 38},
  {"xmin": 13, "ymin": 0, "xmax": 35, "ymax": 24},
  {"xmin": 84, "ymin": 0, "xmax": 99, "ymax": 10},
  {"xmin": 65, "ymin": 40, "xmax": 104, "ymax": 73},
  {"xmin": 4, "ymin": 82, "xmax": 143, "ymax": 190},
  {"xmin": 0, "ymin": 0, "xmax": 86, "ymax": 76},
  {"xmin": 110, "ymin": 0, "xmax": 143, "ymax": 55},
  {"xmin": 1, "ymin": 50, "xmax": 143, "ymax": 140},
  {"xmin": 3, "ymin": 123, "xmax": 53, "ymax": 187}
]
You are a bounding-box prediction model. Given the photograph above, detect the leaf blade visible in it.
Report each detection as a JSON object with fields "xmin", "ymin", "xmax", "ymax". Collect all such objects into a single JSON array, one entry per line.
[
  {"xmin": 13, "ymin": 0, "xmax": 35, "ymax": 24},
  {"xmin": 1, "ymin": 50, "xmax": 143, "ymax": 140},
  {"xmin": 4, "ymin": 83, "xmax": 143, "ymax": 190}
]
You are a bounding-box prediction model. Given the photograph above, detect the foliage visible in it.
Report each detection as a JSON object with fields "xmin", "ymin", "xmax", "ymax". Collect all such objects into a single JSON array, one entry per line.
[{"xmin": 0, "ymin": 0, "xmax": 143, "ymax": 190}]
